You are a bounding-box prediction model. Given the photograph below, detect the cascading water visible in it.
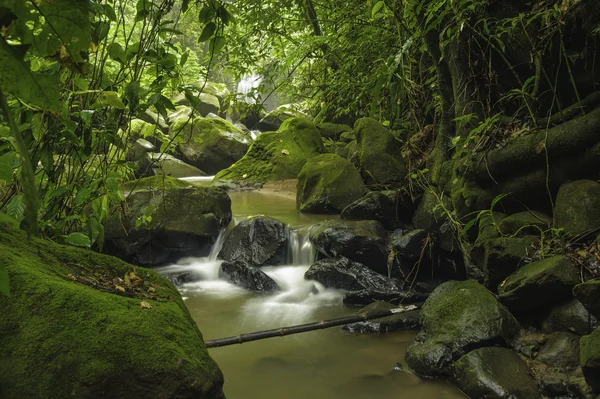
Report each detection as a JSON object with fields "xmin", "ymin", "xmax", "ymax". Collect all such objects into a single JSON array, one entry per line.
[{"xmin": 237, "ymin": 73, "xmax": 262, "ymax": 104}]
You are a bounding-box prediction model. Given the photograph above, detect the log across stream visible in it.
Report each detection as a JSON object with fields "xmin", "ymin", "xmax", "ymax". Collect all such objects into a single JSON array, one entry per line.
[{"xmin": 156, "ymin": 189, "xmax": 466, "ymax": 399}]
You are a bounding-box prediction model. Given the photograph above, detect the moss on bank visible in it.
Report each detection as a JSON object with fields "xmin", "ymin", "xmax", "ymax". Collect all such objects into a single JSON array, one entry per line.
[{"xmin": 0, "ymin": 214, "xmax": 224, "ymax": 398}]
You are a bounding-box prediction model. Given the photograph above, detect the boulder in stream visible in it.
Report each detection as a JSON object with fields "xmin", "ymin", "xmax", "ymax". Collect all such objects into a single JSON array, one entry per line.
[
  {"xmin": 580, "ymin": 328, "xmax": 600, "ymax": 390},
  {"xmin": 296, "ymin": 153, "xmax": 368, "ymax": 214},
  {"xmin": 541, "ymin": 298, "xmax": 598, "ymax": 335},
  {"xmin": 219, "ymin": 261, "xmax": 279, "ymax": 292},
  {"xmin": 341, "ymin": 190, "xmax": 415, "ymax": 230},
  {"xmin": 0, "ymin": 214, "xmax": 225, "ymax": 399},
  {"xmin": 218, "ymin": 215, "xmax": 289, "ymax": 267},
  {"xmin": 342, "ymin": 301, "xmax": 421, "ymax": 333}
]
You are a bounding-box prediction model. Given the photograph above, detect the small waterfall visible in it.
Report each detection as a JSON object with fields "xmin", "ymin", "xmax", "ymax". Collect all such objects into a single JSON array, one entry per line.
[
  {"xmin": 237, "ymin": 74, "xmax": 262, "ymax": 104},
  {"xmin": 208, "ymin": 228, "xmax": 227, "ymax": 261},
  {"xmin": 287, "ymin": 227, "xmax": 316, "ymax": 266}
]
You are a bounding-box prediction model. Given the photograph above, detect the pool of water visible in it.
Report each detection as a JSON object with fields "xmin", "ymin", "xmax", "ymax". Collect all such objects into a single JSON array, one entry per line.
[{"xmin": 158, "ymin": 188, "xmax": 466, "ymax": 399}]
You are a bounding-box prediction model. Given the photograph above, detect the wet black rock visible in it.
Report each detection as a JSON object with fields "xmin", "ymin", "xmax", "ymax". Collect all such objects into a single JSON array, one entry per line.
[
  {"xmin": 580, "ymin": 328, "xmax": 600, "ymax": 390},
  {"xmin": 573, "ymin": 279, "xmax": 600, "ymax": 320},
  {"xmin": 342, "ymin": 289, "xmax": 428, "ymax": 307},
  {"xmin": 342, "ymin": 301, "xmax": 421, "ymax": 333},
  {"xmin": 304, "ymin": 256, "xmax": 399, "ymax": 292},
  {"xmin": 537, "ymin": 332, "xmax": 581, "ymax": 370},
  {"xmin": 309, "ymin": 220, "xmax": 388, "ymax": 275},
  {"xmin": 541, "ymin": 299, "xmax": 598, "ymax": 336},
  {"xmin": 218, "ymin": 216, "xmax": 289, "ymax": 267},
  {"xmin": 341, "ymin": 191, "xmax": 415, "ymax": 230},
  {"xmin": 219, "ymin": 261, "xmax": 279, "ymax": 292}
]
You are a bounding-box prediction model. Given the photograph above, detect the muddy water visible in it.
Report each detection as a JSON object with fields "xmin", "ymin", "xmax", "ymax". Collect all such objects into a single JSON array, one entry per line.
[{"xmin": 162, "ymin": 189, "xmax": 466, "ymax": 399}]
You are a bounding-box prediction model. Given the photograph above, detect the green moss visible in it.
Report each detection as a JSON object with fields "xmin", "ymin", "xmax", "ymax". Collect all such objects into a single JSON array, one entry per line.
[
  {"xmin": 554, "ymin": 180, "xmax": 600, "ymax": 236},
  {"xmin": 580, "ymin": 328, "xmax": 600, "ymax": 390},
  {"xmin": 482, "ymin": 236, "xmax": 538, "ymax": 290},
  {"xmin": 498, "ymin": 211, "xmax": 551, "ymax": 236},
  {"xmin": 0, "ymin": 214, "xmax": 224, "ymax": 398},
  {"xmin": 214, "ymin": 117, "xmax": 324, "ymax": 185},
  {"xmin": 123, "ymin": 175, "xmax": 192, "ymax": 192},
  {"xmin": 316, "ymin": 122, "xmax": 352, "ymax": 140}
]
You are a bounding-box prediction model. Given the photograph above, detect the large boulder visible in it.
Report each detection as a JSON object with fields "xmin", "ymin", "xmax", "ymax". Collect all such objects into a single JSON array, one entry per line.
[
  {"xmin": 537, "ymin": 332, "xmax": 581, "ymax": 369},
  {"xmin": 0, "ymin": 215, "xmax": 224, "ymax": 399},
  {"xmin": 353, "ymin": 117, "xmax": 406, "ymax": 185},
  {"xmin": 479, "ymin": 236, "xmax": 538, "ymax": 290},
  {"xmin": 452, "ymin": 347, "xmax": 541, "ymax": 399},
  {"xmin": 406, "ymin": 280, "xmax": 520, "ymax": 377},
  {"xmin": 309, "ymin": 220, "xmax": 388, "ymax": 275},
  {"xmin": 580, "ymin": 328, "xmax": 600, "ymax": 390},
  {"xmin": 341, "ymin": 190, "xmax": 415, "ymax": 230},
  {"xmin": 218, "ymin": 216, "xmax": 289, "ymax": 267},
  {"xmin": 219, "ymin": 261, "xmax": 279, "ymax": 292},
  {"xmin": 136, "ymin": 152, "xmax": 206, "ymax": 178},
  {"xmin": 554, "ymin": 180, "xmax": 600, "ymax": 237},
  {"xmin": 498, "ymin": 255, "xmax": 580, "ymax": 311},
  {"xmin": 296, "ymin": 154, "xmax": 368, "ymax": 214},
  {"xmin": 573, "ymin": 279, "xmax": 600, "ymax": 320},
  {"xmin": 173, "ymin": 91, "xmax": 220, "ymax": 117},
  {"xmin": 316, "ymin": 123, "xmax": 352, "ymax": 140},
  {"xmin": 213, "ymin": 118, "xmax": 324, "ymax": 186},
  {"xmin": 498, "ymin": 211, "xmax": 551, "ymax": 236},
  {"xmin": 170, "ymin": 116, "xmax": 251, "ymax": 175},
  {"xmin": 105, "ymin": 176, "xmax": 231, "ymax": 266},
  {"xmin": 541, "ymin": 299, "xmax": 598, "ymax": 335},
  {"xmin": 257, "ymin": 104, "xmax": 308, "ymax": 131},
  {"xmin": 304, "ymin": 256, "xmax": 399, "ymax": 292}
]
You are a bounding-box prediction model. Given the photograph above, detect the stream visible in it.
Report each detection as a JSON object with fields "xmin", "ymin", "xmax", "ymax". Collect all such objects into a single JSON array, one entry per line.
[{"xmin": 157, "ymin": 188, "xmax": 465, "ymax": 398}]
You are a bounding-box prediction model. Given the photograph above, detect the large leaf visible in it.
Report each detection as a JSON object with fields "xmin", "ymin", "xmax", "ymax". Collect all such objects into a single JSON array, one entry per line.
[
  {"xmin": 6, "ymin": 194, "xmax": 25, "ymax": 224},
  {"xmin": 64, "ymin": 232, "xmax": 91, "ymax": 249},
  {"xmin": 198, "ymin": 22, "xmax": 216, "ymax": 42},
  {"xmin": 0, "ymin": 152, "xmax": 17, "ymax": 182},
  {"xmin": 0, "ymin": 37, "xmax": 60, "ymax": 111}
]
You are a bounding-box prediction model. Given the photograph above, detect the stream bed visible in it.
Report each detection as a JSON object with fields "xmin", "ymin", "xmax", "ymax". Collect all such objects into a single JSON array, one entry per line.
[{"xmin": 158, "ymin": 190, "xmax": 465, "ymax": 398}]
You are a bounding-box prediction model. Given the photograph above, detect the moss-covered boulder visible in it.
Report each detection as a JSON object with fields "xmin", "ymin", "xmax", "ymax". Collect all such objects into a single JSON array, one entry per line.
[
  {"xmin": 580, "ymin": 328, "xmax": 600, "ymax": 390},
  {"xmin": 316, "ymin": 122, "xmax": 352, "ymax": 140},
  {"xmin": 296, "ymin": 154, "xmax": 368, "ymax": 214},
  {"xmin": 213, "ymin": 117, "xmax": 324, "ymax": 186},
  {"xmin": 170, "ymin": 116, "xmax": 252, "ymax": 175},
  {"xmin": 309, "ymin": 220, "xmax": 388, "ymax": 275},
  {"xmin": 353, "ymin": 117, "xmax": 406, "ymax": 185},
  {"xmin": 499, "ymin": 211, "xmax": 551, "ymax": 236},
  {"xmin": 173, "ymin": 91, "xmax": 220, "ymax": 117},
  {"xmin": 573, "ymin": 279, "xmax": 600, "ymax": 320},
  {"xmin": 136, "ymin": 152, "xmax": 206, "ymax": 178},
  {"xmin": 0, "ymin": 215, "xmax": 224, "ymax": 399},
  {"xmin": 498, "ymin": 255, "xmax": 580, "ymax": 311},
  {"xmin": 554, "ymin": 180, "xmax": 600, "ymax": 237},
  {"xmin": 541, "ymin": 299, "xmax": 598, "ymax": 335},
  {"xmin": 257, "ymin": 104, "xmax": 309, "ymax": 131},
  {"xmin": 339, "ymin": 130, "xmax": 356, "ymax": 143},
  {"xmin": 405, "ymin": 280, "xmax": 519, "ymax": 377},
  {"xmin": 452, "ymin": 347, "xmax": 541, "ymax": 399},
  {"xmin": 105, "ymin": 176, "xmax": 232, "ymax": 266},
  {"xmin": 480, "ymin": 236, "xmax": 538, "ymax": 290}
]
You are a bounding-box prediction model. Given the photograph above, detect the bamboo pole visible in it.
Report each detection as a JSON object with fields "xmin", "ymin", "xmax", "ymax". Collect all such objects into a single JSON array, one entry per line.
[{"xmin": 204, "ymin": 304, "xmax": 419, "ymax": 348}]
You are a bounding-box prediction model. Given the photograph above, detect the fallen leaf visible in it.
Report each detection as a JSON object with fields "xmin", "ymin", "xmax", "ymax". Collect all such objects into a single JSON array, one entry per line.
[
  {"xmin": 140, "ymin": 301, "xmax": 153, "ymax": 309},
  {"xmin": 115, "ymin": 285, "xmax": 126, "ymax": 292},
  {"xmin": 129, "ymin": 272, "xmax": 140, "ymax": 281},
  {"xmin": 148, "ymin": 286, "xmax": 156, "ymax": 293},
  {"xmin": 281, "ymin": 149, "xmax": 290, "ymax": 155}
]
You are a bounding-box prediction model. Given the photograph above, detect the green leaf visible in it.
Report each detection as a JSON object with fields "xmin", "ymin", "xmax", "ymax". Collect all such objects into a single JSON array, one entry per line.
[
  {"xmin": 0, "ymin": 262, "xmax": 9, "ymax": 296},
  {"xmin": 372, "ymin": 1, "xmax": 384, "ymax": 17},
  {"xmin": 0, "ymin": 37, "xmax": 60, "ymax": 111},
  {"xmin": 0, "ymin": 152, "xmax": 17, "ymax": 182},
  {"xmin": 64, "ymin": 232, "xmax": 91, "ymax": 249},
  {"xmin": 103, "ymin": 4, "xmax": 117, "ymax": 21},
  {"xmin": 180, "ymin": 50, "xmax": 189, "ymax": 66},
  {"xmin": 219, "ymin": 6, "xmax": 234, "ymax": 25},
  {"xmin": 210, "ymin": 36, "xmax": 226, "ymax": 54},
  {"xmin": 125, "ymin": 81, "xmax": 140, "ymax": 112},
  {"xmin": 73, "ymin": 77, "xmax": 89, "ymax": 91},
  {"xmin": 6, "ymin": 194, "xmax": 25, "ymax": 224},
  {"xmin": 108, "ymin": 43, "xmax": 127, "ymax": 64},
  {"xmin": 198, "ymin": 22, "xmax": 216, "ymax": 42},
  {"xmin": 92, "ymin": 91, "xmax": 126, "ymax": 110},
  {"xmin": 199, "ymin": 6, "xmax": 215, "ymax": 23}
]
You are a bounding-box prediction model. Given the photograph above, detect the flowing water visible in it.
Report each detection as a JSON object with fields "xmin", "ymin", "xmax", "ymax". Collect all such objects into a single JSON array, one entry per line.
[{"xmin": 157, "ymin": 189, "xmax": 466, "ymax": 399}]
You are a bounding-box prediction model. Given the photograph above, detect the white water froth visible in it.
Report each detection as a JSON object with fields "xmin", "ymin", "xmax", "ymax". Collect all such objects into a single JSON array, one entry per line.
[
  {"xmin": 179, "ymin": 175, "xmax": 215, "ymax": 183},
  {"xmin": 237, "ymin": 74, "xmax": 262, "ymax": 104}
]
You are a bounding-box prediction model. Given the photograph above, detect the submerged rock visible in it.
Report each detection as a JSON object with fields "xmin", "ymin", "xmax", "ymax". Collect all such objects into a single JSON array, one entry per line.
[
  {"xmin": 296, "ymin": 153, "xmax": 368, "ymax": 214},
  {"xmin": 219, "ymin": 260, "xmax": 279, "ymax": 292},
  {"xmin": 0, "ymin": 215, "xmax": 225, "ymax": 399},
  {"xmin": 554, "ymin": 179, "xmax": 600, "ymax": 237},
  {"xmin": 498, "ymin": 255, "xmax": 579, "ymax": 311},
  {"xmin": 580, "ymin": 328, "xmax": 600, "ymax": 390},
  {"xmin": 105, "ymin": 176, "xmax": 231, "ymax": 266},
  {"xmin": 218, "ymin": 215, "xmax": 289, "ymax": 267},
  {"xmin": 452, "ymin": 347, "xmax": 541, "ymax": 399},
  {"xmin": 304, "ymin": 256, "xmax": 399, "ymax": 292},
  {"xmin": 406, "ymin": 280, "xmax": 519, "ymax": 377},
  {"xmin": 342, "ymin": 301, "xmax": 421, "ymax": 333},
  {"xmin": 309, "ymin": 220, "xmax": 388, "ymax": 275},
  {"xmin": 573, "ymin": 279, "xmax": 600, "ymax": 320}
]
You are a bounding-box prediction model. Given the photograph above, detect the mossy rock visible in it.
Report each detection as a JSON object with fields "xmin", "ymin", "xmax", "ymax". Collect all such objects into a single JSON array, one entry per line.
[
  {"xmin": 213, "ymin": 117, "xmax": 324, "ymax": 186},
  {"xmin": 257, "ymin": 104, "xmax": 309, "ymax": 131},
  {"xmin": 477, "ymin": 211, "xmax": 506, "ymax": 243},
  {"xmin": 452, "ymin": 347, "xmax": 541, "ymax": 399},
  {"xmin": 498, "ymin": 255, "xmax": 580, "ymax": 311},
  {"xmin": 499, "ymin": 211, "xmax": 551, "ymax": 236},
  {"xmin": 339, "ymin": 130, "xmax": 356, "ymax": 143},
  {"xmin": 580, "ymin": 328, "xmax": 600, "ymax": 390},
  {"xmin": 297, "ymin": 154, "xmax": 368, "ymax": 214},
  {"xmin": 341, "ymin": 190, "xmax": 411, "ymax": 230},
  {"xmin": 573, "ymin": 279, "xmax": 600, "ymax": 320},
  {"xmin": 353, "ymin": 117, "xmax": 406, "ymax": 185},
  {"xmin": 106, "ymin": 176, "xmax": 232, "ymax": 266},
  {"xmin": 192, "ymin": 81, "xmax": 230, "ymax": 103},
  {"xmin": 0, "ymin": 215, "xmax": 224, "ymax": 399},
  {"xmin": 481, "ymin": 236, "xmax": 538, "ymax": 291},
  {"xmin": 170, "ymin": 116, "xmax": 251, "ymax": 175},
  {"xmin": 554, "ymin": 180, "xmax": 600, "ymax": 237},
  {"xmin": 537, "ymin": 332, "xmax": 581, "ymax": 370},
  {"xmin": 168, "ymin": 105, "xmax": 193, "ymax": 121},
  {"xmin": 541, "ymin": 298, "xmax": 598, "ymax": 335},
  {"xmin": 405, "ymin": 280, "xmax": 520, "ymax": 377},
  {"xmin": 136, "ymin": 152, "xmax": 206, "ymax": 178},
  {"xmin": 316, "ymin": 122, "xmax": 352, "ymax": 140}
]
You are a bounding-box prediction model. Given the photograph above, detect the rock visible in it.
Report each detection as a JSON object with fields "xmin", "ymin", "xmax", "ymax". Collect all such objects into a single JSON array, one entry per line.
[
  {"xmin": 296, "ymin": 154, "xmax": 368, "ymax": 214},
  {"xmin": 168, "ymin": 105, "xmax": 193, "ymax": 121},
  {"xmin": 498, "ymin": 211, "xmax": 551, "ymax": 236},
  {"xmin": 257, "ymin": 104, "xmax": 308, "ymax": 131},
  {"xmin": 0, "ymin": 215, "xmax": 225, "ymax": 399},
  {"xmin": 309, "ymin": 220, "xmax": 388, "ymax": 275},
  {"xmin": 339, "ymin": 130, "xmax": 356, "ymax": 143},
  {"xmin": 219, "ymin": 261, "xmax": 279, "ymax": 292},
  {"xmin": 127, "ymin": 138, "xmax": 155, "ymax": 162},
  {"xmin": 304, "ymin": 256, "xmax": 399, "ymax": 292},
  {"xmin": 195, "ymin": 81, "xmax": 230, "ymax": 106},
  {"xmin": 541, "ymin": 299, "xmax": 598, "ymax": 335},
  {"xmin": 554, "ymin": 179, "xmax": 600, "ymax": 237},
  {"xmin": 136, "ymin": 109, "xmax": 169, "ymax": 134},
  {"xmin": 342, "ymin": 289, "xmax": 428, "ymax": 307},
  {"xmin": 452, "ymin": 347, "xmax": 541, "ymax": 399},
  {"xmin": 316, "ymin": 122, "xmax": 352, "ymax": 140},
  {"xmin": 342, "ymin": 301, "xmax": 421, "ymax": 333},
  {"xmin": 406, "ymin": 280, "xmax": 520, "ymax": 377},
  {"xmin": 105, "ymin": 176, "xmax": 231, "ymax": 266},
  {"xmin": 136, "ymin": 152, "xmax": 206, "ymax": 178},
  {"xmin": 580, "ymin": 328, "xmax": 600, "ymax": 390},
  {"xmin": 537, "ymin": 332, "xmax": 581, "ymax": 369},
  {"xmin": 354, "ymin": 117, "xmax": 406, "ymax": 184},
  {"xmin": 477, "ymin": 211, "xmax": 506, "ymax": 242},
  {"xmin": 573, "ymin": 279, "xmax": 600, "ymax": 320},
  {"xmin": 170, "ymin": 116, "xmax": 251, "ymax": 174},
  {"xmin": 341, "ymin": 190, "xmax": 415, "ymax": 230},
  {"xmin": 480, "ymin": 236, "xmax": 538, "ymax": 290},
  {"xmin": 498, "ymin": 255, "xmax": 580, "ymax": 311},
  {"xmin": 173, "ymin": 91, "xmax": 220, "ymax": 117},
  {"xmin": 218, "ymin": 215, "xmax": 289, "ymax": 267},
  {"xmin": 213, "ymin": 117, "xmax": 324, "ymax": 186},
  {"xmin": 387, "ymin": 229, "xmax": 433, "ymax": 280}
]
